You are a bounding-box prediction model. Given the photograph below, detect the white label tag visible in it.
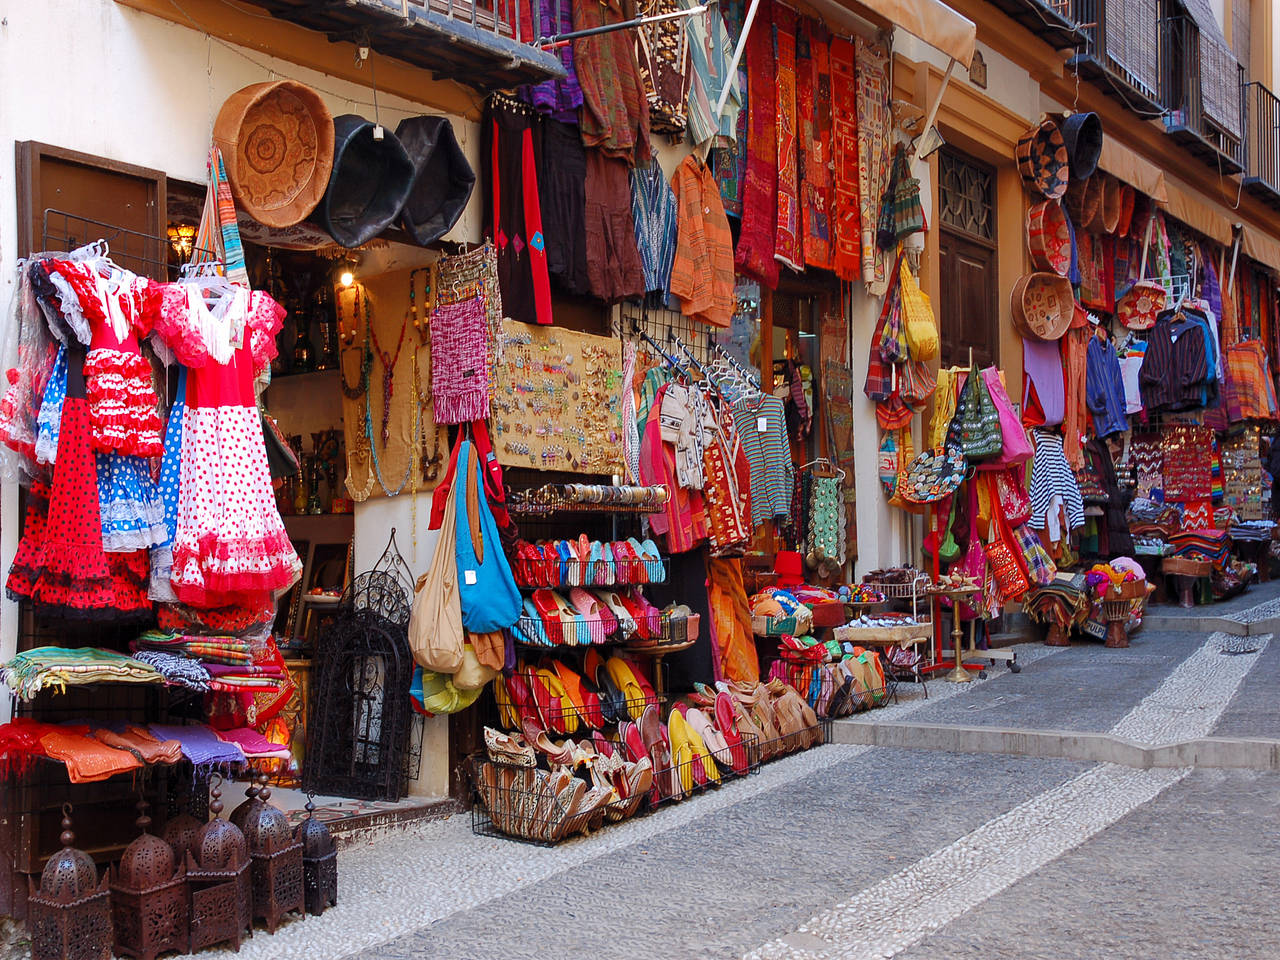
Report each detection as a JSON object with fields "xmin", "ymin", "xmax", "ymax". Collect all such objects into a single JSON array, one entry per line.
[
  {"xmin": 464, "ymin": 570, "xmax": 478, "ymax": 585},
  {"xmin": 757, "ymin": 416, "xmax": 768, "ymax": 434}
]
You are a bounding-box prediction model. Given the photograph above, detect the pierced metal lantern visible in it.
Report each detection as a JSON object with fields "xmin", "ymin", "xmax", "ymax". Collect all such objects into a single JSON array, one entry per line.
[
  {"xmin": 26, "ymin": 804, "xmax": 112, "ymax": 960},
  {"xmin": 228, "ymin": 773, "xmax": 266, "ymax": 832},
  {"xmin": 184, "ymin": 780, "xmax": 252, "ymax": 953},
  {"xmin": 295, "ymin": 795, "xmax": 336, "ymax": 916},
  {"xmin": 110, "ymin": 802, "xmax": 189, "ymax": 960},
  {"xmin": 240, "ymin": 785, "xmax": 304, "ymax": 933}
]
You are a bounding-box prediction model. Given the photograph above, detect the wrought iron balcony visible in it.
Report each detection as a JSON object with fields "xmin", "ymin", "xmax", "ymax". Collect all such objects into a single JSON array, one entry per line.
[
  {"xmin": 1063, "ymin": 0, "xmax": 1166, "ymax": 115},
  {"xmin": 235, "ymin": 0, "xmax": 567, "ymax": 89},
  {"xmin": 1243, "ymin": 82, "xmax": 1280, "ymax": 208},
  {"xmin": 980, "ymin": 0, "xmax": 1089, "ymax": 50},
  {"xmin": 1160, "ymin": 14, "xmax": 1245, "ymax": 174}
]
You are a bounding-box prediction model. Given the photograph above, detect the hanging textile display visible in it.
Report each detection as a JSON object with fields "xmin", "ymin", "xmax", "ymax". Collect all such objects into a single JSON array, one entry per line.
[
  {"xmin": 855, "ymin": 36, "xmax": 891, "ymax": 286},
  {"xmin": 712, "ymin": 0, "xmax": 748, "ymax": 215},
  {"xmin": 586, "ymin": 149, "xmax": 648, "ymax": 302},
  {"xmin": 800, "ymin": 18, "xmax": 833, "ymax": 271},
  {"xmin": 670, "ymin": 155, "xmax": 735, "ymax": 328},
  {"xmin": 631, "ymin": 157, "xmax": 679, "ymax": 303},
  {"xmin": 484, "ymin": 94, "xmax": 552, "ymax": 327},
  {"xmin": 574, "ymin": 0, "xmax": 652, "ymax": 164},
  {"xmin": 538, "ymin": 119, "xmax": 592, "ymax": 297},
  {"xmin": 636, "ymin": 0, "xmax": 691, "ymax": 136},
  {"xmin": 772, "ymin": 4, "xmax": 803, "ymax": 272},
  {"xmin": 829, "ymin": 35, "xmax": 860, "ymax": 282},
  {"xmin": 734, "ymin": 0, "xmax": 779, "ymax": 288},
  {"xmin": 683, "ymin": 0, "xmax": 741, "ymax": 148},
  {"xmin": 520, "ymin": 0, "xmax": 582, "ymax": 121}
]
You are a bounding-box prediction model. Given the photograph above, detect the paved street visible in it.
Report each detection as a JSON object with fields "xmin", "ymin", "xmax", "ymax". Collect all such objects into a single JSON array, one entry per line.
[{"xmin": 208, "ymin": 585, "xmax": 1280, "ymax": 960}]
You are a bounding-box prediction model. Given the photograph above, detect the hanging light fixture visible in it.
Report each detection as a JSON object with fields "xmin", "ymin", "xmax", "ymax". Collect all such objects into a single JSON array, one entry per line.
[{"xmin": 167, "ymin": 223, "xmax": 196, "ymax": 260}]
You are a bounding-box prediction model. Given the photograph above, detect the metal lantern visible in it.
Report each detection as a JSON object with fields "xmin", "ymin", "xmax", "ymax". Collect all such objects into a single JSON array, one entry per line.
[
  {"xmin": 240, "ymin": 784, "xmax": 304, "ymax": 933},
  {"xmin": 184, "ymin": 779, "xmax": 253, "ymax": 953},
  {"xmin": 228, "ymin": 773, "xmax": 267, "ymax": 832},
  {"xmin": 159, "ymin": 809, "xmax": 203, "ymax": 866},
  {"xmin": 26, "ymin": 804, "xmax": 112, "ymax": 960},
  {"xmin": 296, "ymin": 795, "xmax": 337, "ymax": 916},
  {"xmin": 110, "ymin": 802, "xmax": 189, "ymax": 960}
]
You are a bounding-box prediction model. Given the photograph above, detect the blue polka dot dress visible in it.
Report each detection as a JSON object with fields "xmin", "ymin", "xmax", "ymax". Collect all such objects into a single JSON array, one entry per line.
[
  {"xmin": 149, "ymin": 366, "xmax": 186, "ymax": 601},
  {"xmin": 34, "ymin": 345, "xmax": 67, "ymax": 466}
]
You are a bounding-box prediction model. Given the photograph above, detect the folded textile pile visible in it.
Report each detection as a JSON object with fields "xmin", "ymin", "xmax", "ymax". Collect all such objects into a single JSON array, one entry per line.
[
  {"xmin": 90, "ymin": 724, "xmax": 183, "ymax": 765},
  {"xmin": 1229, "ymin": 521, "xmax": 1273, "ymax": 543},
  {"xmin": 0, "ymin": 646, "xmax": 161, "ymax": 700},
  {"xmin": 216, "ymin": 726, "xmax": 291, "ymax": 760},
  {"xmin": 136, "ymin": 631, "xmax": 252, "ymax": 665},
  {"xmin": 130, "ymin": 650, "xmax": 211, "ymax": 692},
  {"xmin": 149, "ymin": 723, "xmax": 246, "ymax": 769},
  {"xmin": 1169, "ymin": 528, "xmax": 1231, "ymax": 569},
  {"xmin": 1024, "ymin": 573, "xmax": 1090, "ymax": 631}
]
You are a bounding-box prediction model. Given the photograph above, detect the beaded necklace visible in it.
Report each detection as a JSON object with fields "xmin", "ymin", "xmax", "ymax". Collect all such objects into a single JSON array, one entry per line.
[
  {"xmin": 369, "ymin": 289, "xmax": 409, "ymax": 445},
  {"xmin": 337, "ymin": 286, "xmax": 372, "ymax": 400},
  {"xmin": 366, "ymin": 381, "xmax": 414, "ymax": 497}
]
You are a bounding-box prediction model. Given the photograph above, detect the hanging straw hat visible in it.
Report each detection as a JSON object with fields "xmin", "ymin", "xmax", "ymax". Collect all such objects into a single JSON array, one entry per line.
[
  {"xmin": 1100, "ymin": 174, "xmax": 1122, "ymax": 234},
  {"xmin": 212, "ymin": 80, "xmax": 334, "ymax": 229},
  {"xmin": 1060, "ymin": 112, "xmax": 1103, "ymax": 181},
  {"xmin": 396, "ymin": 116, "xmax": 476, "ymax": 247},
  {"xmin": 311, "ymin": 115, "xmax": 416, "ymax": 248},
  {"xmin": 1016, "ymin": 119, "xmax": 1069, "ymax": 201},
  {"xmin": 1027, "ymin": 200, "xmax": 1071, "ymax": 277},
  {"xmin": 1011, "ymin": 273, "xmax": 1074, "ymax": 341}
]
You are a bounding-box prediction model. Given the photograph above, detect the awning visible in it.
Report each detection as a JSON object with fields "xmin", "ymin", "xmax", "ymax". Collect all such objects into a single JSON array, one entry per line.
[
  {"xmin": 1241, "ymin": 225, "xmax": 1280, "ymax": 275},
  {"xmin": 1160, "ymin": 176, "xmax": 1234, "ymax": 247},
  {"xmin": 1097, "ymin": 137, "xmax": 1168, "ymax": 204},
  {"xmin": 848, "ymin": 0, "xmax": 977, "ymax": 67}
]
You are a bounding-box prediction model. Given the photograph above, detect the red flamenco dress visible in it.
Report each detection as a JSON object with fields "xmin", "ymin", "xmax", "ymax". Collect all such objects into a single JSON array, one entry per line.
[
  {"xmin": 5, "ymin": 347, "xmax": 150, "ymax": 620},
  {"xmin": 153, "ymin": 284, "xmax": 301, "ymax": 608}
]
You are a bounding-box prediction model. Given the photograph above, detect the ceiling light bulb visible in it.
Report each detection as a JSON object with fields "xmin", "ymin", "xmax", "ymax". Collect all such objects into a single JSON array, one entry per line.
[{"xmin": 340, "ymin": 270, "xmax": 355, "ymax": 287}]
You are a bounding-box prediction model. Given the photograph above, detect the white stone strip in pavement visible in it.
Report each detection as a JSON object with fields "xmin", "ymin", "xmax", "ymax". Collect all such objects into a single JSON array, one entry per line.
[
  {"xmin": 745, "ymin": 630, "xmax": 1268, "ymax": 960},
  {"xmin": 200, "ymin": 742, "xmax": 870, "ymax": 960}
]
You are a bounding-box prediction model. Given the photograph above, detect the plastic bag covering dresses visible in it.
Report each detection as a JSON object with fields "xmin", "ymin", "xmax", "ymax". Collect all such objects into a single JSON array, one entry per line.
[
  {"xmin": 152, "ymin": 283, "xmax": 301, "ymax": 608},
  {"xmin": 454, "ymin": 439, "xmax": 521, "ymax": 633}
]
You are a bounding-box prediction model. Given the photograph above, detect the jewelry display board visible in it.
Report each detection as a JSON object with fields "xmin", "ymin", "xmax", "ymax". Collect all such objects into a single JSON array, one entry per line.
[
  {"xmin": 1221, "ymin": 425, "xmax": 1263, "ymax": 521},
  {"xmin": 491, "ymin": 320, "xmax": 624, "ymax": 474}
]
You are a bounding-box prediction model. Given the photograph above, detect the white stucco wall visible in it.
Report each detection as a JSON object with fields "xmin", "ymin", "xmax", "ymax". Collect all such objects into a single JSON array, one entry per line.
[{"xmin": 0, "ymin": 1, "xmax": 481, "ymax": 793}]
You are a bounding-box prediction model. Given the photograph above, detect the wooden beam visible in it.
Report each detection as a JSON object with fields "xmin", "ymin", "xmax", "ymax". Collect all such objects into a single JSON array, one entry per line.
[{"xmin": 113, "ymin": 0, "xmax": 484, "ymax": 120}]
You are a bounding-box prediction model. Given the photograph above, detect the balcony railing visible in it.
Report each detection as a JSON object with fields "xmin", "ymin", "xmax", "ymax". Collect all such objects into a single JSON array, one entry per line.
[
  {"xmin": 980, "ymin": 0, "xmax": 1089, "ymax": 49},
  {"xmin": 1243, "ymin": 82, "xmax": 1280, "ymax": 206},
  {"xmin": 1065, "ymin": 0, "xmax": 1166, "ymax": 114},
  {"xmin": 1160, "ymin": 15, "xmax": 1245, "ymax": 173},
  {"xmin": 234, "ymin": 0, "xmax": 567, "ymax": 89}
]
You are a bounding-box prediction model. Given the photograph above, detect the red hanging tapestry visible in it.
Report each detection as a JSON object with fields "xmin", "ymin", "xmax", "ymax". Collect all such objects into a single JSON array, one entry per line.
[
  {"xmin": 855, "ymin": 36, "xmax": 891, "ymax": 285},
  {"xmin": 801, "ymin": 18, "xmax": 833, "ymax": 271},
  {"xmin": 734, "ymin": 0, "xmax": 779, "ymax": 288},
  {"xmin": 773, "ymin": 4, "xmax": 802, "ymax": 272},
  {"xmin": 829, "ymin": 35, "xmax": 860, "ymax": 282}
]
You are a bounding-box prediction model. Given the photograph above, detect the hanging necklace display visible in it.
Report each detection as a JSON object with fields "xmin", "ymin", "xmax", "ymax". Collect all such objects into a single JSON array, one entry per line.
[
  {"xmin": 337, "ymin": 286, "xmax": 372, "ymax": 401},
  {"xmin": 369, "ymin": 289, "xmax": 410, "ymax": 446},
  {"xmin": 366, "ymin": 383, "xmax": 414, "ymax": 497},
  {"xmin": 410, "ymin": 267, "xmax": 443, "ymax": 484}
]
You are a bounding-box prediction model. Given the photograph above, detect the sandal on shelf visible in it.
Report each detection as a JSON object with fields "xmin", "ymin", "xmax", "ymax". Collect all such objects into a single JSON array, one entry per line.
[
  {"xmin": 531, "ymin": 589, "xmax": 566, "ymax": 645},
  {"xmin": 570, "ymin": 586, "xmax": 613, "ymax": 643},
  {"xmin": 599, "ymin": 542, "xmax": 616, "ymax": 587},
  {"xmin": 539, "ymin": 666, "xmax": 580, "ymax": 735},
  {"xmin": 639, "ymin": 538, "xmax": 664, "ymax": 583},
  {"xmin": 667, "ymin": 708, "xmax": 700, "ymax": 792},
  {"xmin": 714, "ymin": 692, "xmax": 750, "ymax": 775},
  {"xmin": 639, "ymin": 703, "xmax": 674, "ymax": 801},
  {"xmin": 684, "ymin": 708, "xmax": 725, "ymax": 782},
  {"xmin": 626, "ymin": 538, "xmax": 650, "ymax": 585},
  {"xmin": 595, "ymin": 590, "xmax": 637, "ymax": 640},
  {"xmin": 484, "ymin": 726, "xmax": 536, "ymax": 767}
]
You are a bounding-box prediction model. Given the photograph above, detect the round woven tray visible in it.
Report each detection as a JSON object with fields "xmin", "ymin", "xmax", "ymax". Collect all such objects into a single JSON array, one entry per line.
[{"xmin": 1011, "ymin": 272, "xmax": 1074, "ymax": 341}]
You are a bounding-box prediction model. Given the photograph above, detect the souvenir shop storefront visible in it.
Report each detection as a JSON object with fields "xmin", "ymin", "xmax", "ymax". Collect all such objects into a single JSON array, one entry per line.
[{"xmin": 0, "ymin": 0, "xmax": 989, "ymax": 926}]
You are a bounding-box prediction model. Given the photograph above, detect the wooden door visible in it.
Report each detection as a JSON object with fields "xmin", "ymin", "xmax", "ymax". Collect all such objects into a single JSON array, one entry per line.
[{"xmin": 937, "ymin": 150, "xmax": 998, "ymax": 370}]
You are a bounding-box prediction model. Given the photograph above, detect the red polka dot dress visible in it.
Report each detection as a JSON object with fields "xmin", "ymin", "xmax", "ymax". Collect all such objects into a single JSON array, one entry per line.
[{"xmin": 153, "ymin": 284, "xmax": 301, "ymax": 608}]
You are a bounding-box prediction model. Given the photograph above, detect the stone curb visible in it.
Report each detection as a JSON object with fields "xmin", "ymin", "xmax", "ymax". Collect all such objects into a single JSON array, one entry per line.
[{"xmin": 830, "ymin": 719, "xmax": 1280, "ymax": 771}]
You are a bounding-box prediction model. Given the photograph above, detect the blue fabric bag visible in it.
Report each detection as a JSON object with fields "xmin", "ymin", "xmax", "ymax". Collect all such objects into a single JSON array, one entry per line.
[{"xmin": 455, "ymin": 439, "xmax": 521, "ymax": 631}]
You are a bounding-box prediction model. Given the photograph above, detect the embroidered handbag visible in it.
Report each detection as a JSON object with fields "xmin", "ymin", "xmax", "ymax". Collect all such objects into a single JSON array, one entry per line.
[
  {"xmin": 956, "ymin": 363, "xmax": 1003, "ymax": 460},
  {"xmin": 455, "ymin": 440, "xmax": 522, "ymax": 632},
  {"xmin": 1012, "ymin": 521, "xmax": 1056, "ymax": 587},
  {"xmin": 948, "ymin": 482, "xmax": 988, "ymax": 620},
  {"xmin": 984, "ymin": 513, "xmax": 1031, "ymax": 602},
  {"xmin": 992, "ymin": 468, "xmax": 1032, "ymax": 526},
  {"xmin": 878, "ymin": 293, "xmax": 909, "ymax": 364},
  {"xmin": 900, "ymin": 261, "xmax": 939, "ymax": 363},
  {"xmin": 877, "ymin": 148, "xmax": 925, "ymax": 249},
  {"xmin": 1117, "ymin": 217, "xmax": 1166, "ymax": 331},
  {"xmin": 409, "ymin": 479, "xmax": 465, "ymax": 674},
  {"xmin": 878, "ymin": 432, "xmax": 899, "ymax": 497},
  {"xmin": 901, "ymin": 444, "xmax": 966, "ymax": 505}
]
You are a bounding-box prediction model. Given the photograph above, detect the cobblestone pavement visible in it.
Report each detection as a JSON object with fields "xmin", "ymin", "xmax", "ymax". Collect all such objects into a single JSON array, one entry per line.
[{"xmin": 204, "ymin": 591, "xmax": 1279, "ymax": 960}]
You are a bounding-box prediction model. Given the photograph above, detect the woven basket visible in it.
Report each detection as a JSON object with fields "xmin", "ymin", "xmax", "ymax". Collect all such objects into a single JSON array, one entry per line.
[
  {"xmin": 1011, "ymin": 272, "xmax": 1074, "ymax": 341},
  {"xmin": 1162, "ymin": 557, "xmax": 1211, "ymax": 577},
  {"xmin": 1027, "ymin": 200, "xmax": 1072, "ymax": 277},
  {"xmin": 1016, "ymin": 120, "xmax": 1069, "ymax": 201},
  {"xmin": 1100, "ymin": 174, "xmax": 1122, "ymax": 234},
  {"xmin": 1060, "ymin": 111, "xmax": 1102, "ymax": 181},
  {"xmin": 1065, "ymin": 174, "xmax": 1101, "ymax": 232},
  {"xmin": 213, "ymin": 81, "xmax": 334, "ymax": 229},
  {"xmin": 1104, "ymin": 578, "xmax": 1149, "ymax": 601},
  {"xmin": 1117, "ymin": 279, "xmax": 1166, "ymax": 331}
]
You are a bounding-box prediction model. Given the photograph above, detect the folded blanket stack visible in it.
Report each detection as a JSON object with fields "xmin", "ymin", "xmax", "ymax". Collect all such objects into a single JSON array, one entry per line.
[{"xmin": 0, "ymin": 647, "xmax": 161, "ymax": 700}]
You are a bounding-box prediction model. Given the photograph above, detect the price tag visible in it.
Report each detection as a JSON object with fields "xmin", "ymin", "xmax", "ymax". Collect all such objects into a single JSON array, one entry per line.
[
  {"xmin": 757, "ymin": 416, "xmax": 768, "ymax": 434},
  {"xmin": 464, "ymin": 570, "xmax": 478, "ymax": 585}
]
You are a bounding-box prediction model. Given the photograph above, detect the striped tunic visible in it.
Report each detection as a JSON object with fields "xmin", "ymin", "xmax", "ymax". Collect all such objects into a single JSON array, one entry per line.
[
  {"xmin": 731, "ymin": 393, "xmax": 793, "ymax": 527},
  {"xmin": 1028, "ymin": 431, "xmax": 1084, "ymax": 536}
]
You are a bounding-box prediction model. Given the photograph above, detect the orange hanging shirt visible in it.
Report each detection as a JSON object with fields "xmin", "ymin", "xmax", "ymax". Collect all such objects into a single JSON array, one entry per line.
[{"xmin": 670, "ymin": 155, "xmax": 735, "ymax": 328}]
